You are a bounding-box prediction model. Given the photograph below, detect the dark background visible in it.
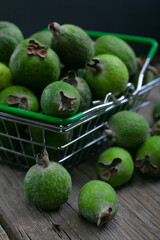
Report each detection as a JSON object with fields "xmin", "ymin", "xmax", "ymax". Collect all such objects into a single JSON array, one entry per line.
[{"xmin": 1, "ymin": 0, "xmax": 160, "ymax": 55}]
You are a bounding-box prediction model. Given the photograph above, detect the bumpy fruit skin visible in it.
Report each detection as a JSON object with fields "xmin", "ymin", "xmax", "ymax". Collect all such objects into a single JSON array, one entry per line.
[
  {"xmin": 152, "ymin": 101, "xmax": 160, "ymax": 122},
  {"xmin": 40, "ymin": 81, "xmax": 81, "ymax": 117},
  {"xmin": 0, "ymin": 62, "xmax": 12, "ymax": 90},
  {"xmin": 94, "ymin": 35, "xmax": 137, "ymax": 76},
  {"xmin": 136, "ymin": 136, "xmax": 160, "ymax": 177},
  {"xmin": 85, "ymin": 54, "xmax": 129, "ymax": 99},
  {"xmin": 9, "ymin": 38, "xmax": 60, "ymax": 96},
  {"xmin": 0, "ymin": 85, "xmax": 39, "ymax": 112},
  {"xmin": 108, "ymin": 111, "xmax": 150, "ymax": 149},
  {"xmin": 0, "ymin": 21, "xmax": 24, "ymax": 64},
  {"xmin": 78, "ymin": 180, "xmax": 118, "ymax": 226},
  {"xmin": 50, "ymin": 23, "xmax": 94, "ymax": 68},
  {"xmin": 97, "ymin": 147, "xmax": 134, "ymax": 187},
  {"xmin": 24, "ymin": 160, "xmax": 72, "ymax": 210},
  {"xmin": 30, "ymin": 31, "xmax": 52, "ymax": 47}
]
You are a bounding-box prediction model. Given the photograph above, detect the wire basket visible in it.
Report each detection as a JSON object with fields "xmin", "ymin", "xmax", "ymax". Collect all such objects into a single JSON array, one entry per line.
[{"xmin": 0, "ymin": 30, "xmax": 159, "ymax": 170}]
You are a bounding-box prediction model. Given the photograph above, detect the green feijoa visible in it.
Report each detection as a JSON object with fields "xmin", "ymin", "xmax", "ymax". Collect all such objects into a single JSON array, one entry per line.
[
  {"xmin": 48, "ymin": 22, "xmax": 94, "ymax": 69},
  {"xmin": 30, "ymin": 30, "xmax": 52, "ymax": 47},
  {"xmin": 135, "ymin": 136, "xmax": 160, "ymax": 177},
  {"xmin": 97, "ymin": 147, "xmax": 134, "ymax": 187},
  {"xmin": 0, "ymin": 21, "xmax": 24, "ymax": 64},
  {"xmin": 106, "ymin": 111, "xmax": 150, "ymax": 149},
  {"xmin": 0, "ymin": 85, "xmax": 39, "ymax": 112},
  {"xmin": 152, "ymin": 101, "xmax": 160, "ymax": 122},
  {"xmin": 40, "ymin": 81, "xmax": 81, "ymax": 117},
  {"xmin": 78, "ymin": 180, "xmax": 118, "ymax": 227},
  {"xmin": 85, "ymin": 55, "xmax": 129, "ymax": 99},
  {"xmin": 9, "ymin": 39, "xmax": 60, "ymax": 96},
  {"xmin": 152, "ymin": 120, "xmax": 160, "ymax": 136},
  {"xmin": 24, "ymin": 149, "xmax": 72, "ymax": 210},
  {"xmin": 60, "ymin": 70, "xmax": 92, "ymax": 111},
  {"xmin": 94, "ymin": 35, "xmax": 137, "ymax": 76},
  {"xmin": 0, "ymin": 62, "xmax": 12, "ymax": 90}
]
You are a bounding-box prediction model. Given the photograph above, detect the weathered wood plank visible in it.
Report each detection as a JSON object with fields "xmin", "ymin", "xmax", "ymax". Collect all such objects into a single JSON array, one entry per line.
[
  {"xmin": 0, "ymin": 225, "xmax": 9, "ymax": 240},
  {"xmin": 0, "ymin": 84, "xmax": 160, "ymax": 240}
]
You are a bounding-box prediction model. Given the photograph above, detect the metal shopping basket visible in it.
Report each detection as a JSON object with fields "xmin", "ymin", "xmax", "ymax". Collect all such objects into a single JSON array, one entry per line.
[{"xmin": 0, "ymin": 30, "xmax": 159, "ymax": 170}]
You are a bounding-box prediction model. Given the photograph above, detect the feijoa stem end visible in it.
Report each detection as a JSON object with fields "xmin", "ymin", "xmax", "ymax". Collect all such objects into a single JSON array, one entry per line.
[
  {"xmin": 86, "ymin": 58, "xmax": 103, "ymax": 73},
  {"xmin": 97, "ymin": 207, "xmax": 112, "ymax": 227},
  {"xmin": 135, "ymin": 154, "xmax": 158, "ymax": 174},
  {"xmin": 36, "ymin": 149, "xmax": 50, "ymax": 168},
  {"xmin": 63, "ymin": 70, "xmax": 78, "ymax": 88},
  {"xmin": 98, "ymin": 158, "xmax": 122, "ymax": 181},
  {"xmin": 48, "ymin": 22, "xmax": 63, "ymax": 35},
  {"xmin": 8, "ymin": 95, "xmax": 28, "ymax": 110}
]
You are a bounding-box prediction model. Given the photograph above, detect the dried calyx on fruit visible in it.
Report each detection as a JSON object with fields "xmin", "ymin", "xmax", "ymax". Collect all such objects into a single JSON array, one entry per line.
[
  {"xmin": 27, "ymin": 40, "xmax": 48, "ymax": 58},
  {"xmin": 135, "ymin": 154, "xmax": 158, "ymax": 175},
  {"xmin": 97, "ymin": 147, "xmax": 134, "ymax": 187},
  {"xmin": 135, "ymin": 136, "xmax": 160, "ymax": 177},
  {"xmin": 86, "ymin": 57, "xmax": 103, "ymax": 73},
  {"xmin": 98, "ymin": 158, "xmax": 122, "ymax": 181},
  {"xmin": 152, "ymin": 120, "xmax": 160, "ymax": 136},
  {"xmin": 8, "ymin": 95, "xmax": 28, "ymax": 110},
  {"xmin": 59, "ymin": 91, "xmax": 78, "ymax": 111},
  {"xmin": 61, "ymin": 70, "xmax": 92, "ymax": 111}
]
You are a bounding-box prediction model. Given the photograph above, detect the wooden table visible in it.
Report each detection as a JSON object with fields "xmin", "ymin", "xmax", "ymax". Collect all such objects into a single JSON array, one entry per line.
[{"xmin": 0, "ymin": 87, "xmax": 160, "ymax": 240}]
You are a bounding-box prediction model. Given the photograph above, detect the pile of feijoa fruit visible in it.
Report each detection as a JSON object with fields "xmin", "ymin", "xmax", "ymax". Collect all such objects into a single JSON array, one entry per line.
[{"xmin": 0, "ymin": 20, "xmax": 159, "ymax": 228}]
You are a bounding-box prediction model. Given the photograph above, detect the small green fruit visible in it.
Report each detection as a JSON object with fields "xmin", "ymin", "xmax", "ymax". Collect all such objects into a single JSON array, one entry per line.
[
  {"xmin": 85, "ymin": 55, "xmax": 129, "ymax": 99},
  {"xmin": 0, "ymin": 85, "xmax": 39, "ymax": 112},
  {"xmin": 61, "ymin": 70, "xmax": 92, "ymax": 111},
  {"xmin": 0, "ymin": 62, "xmax": 12, "ymax": 90},
  {"xmin": 106, "ymin": 111, "xmax": 150, "ymax": 149},
  {"xmin": 135, "ymin": 136, "xmax": 160, "ymax": 177},
  {"xmin": 97, "ymin": 147, "xmax": 134, "ymax": 187},
  {"xmin": 24, "ymin": 149, "xmax": 72, "ymax": 210},
  {"xmin": 152, "ymin": 120, "xmax": 160, "ymax": 136},
  {"xmin": 152, "ymin": 101, "xmax": 160, "ymax": 122},
  {"xmin": 0, "ymin": 21, "xmax": 24, "ymax": 64},
  {"xmin": 78, "ymin": 180, "xmax": 118, "ymax": 227},
  {"xmin": 9, "ymin": 39, "xmax": 60, "ymax": 96},
  {"xmin": 40, "ymin": 81, "xmax": 81, "ymax": 117},
  {"xmin": 94, "ymin": 35, "xmax": 137, "ymax": 75},
  {"xmin": 48, "ymin": 22, "xmax": 94, "ymax": 68}
]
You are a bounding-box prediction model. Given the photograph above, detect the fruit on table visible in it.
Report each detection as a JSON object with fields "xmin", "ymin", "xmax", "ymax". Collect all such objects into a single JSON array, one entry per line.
[
  {"xmin": 152, "ymin": 100, "xmax": 160, "ymax": 122},
  {"xmin": 40, "ymin": 81, "xmax": 81, "ymax": 117},
  {"xmin": 106, "ymin": 111, "xmax": 150, "ymax": 149},
  {"xmin": 48, "ymin": 22, "xmax": 94, "ymax": 68},
  {"xmin": 30, "ymin": 30, "xmax": 52, "ymax": 47},
  {"xmin": 61, "ymin": 70, "xmax": 92, "ymax": 112},
  {"xmin": 78, "ymin": 180, "xmax": 118, "ymax": 227},
  {"xmin": 0, "ymin": 85, "xmax": 39, "ymax": 112},
  {"xmin": 85, "ymin": 55, "xmax": 129, "ymax": 99},
  {"xmin": 135, "ymin": 136, "xmax": 160, "ymax": 177},
  {"xmin": 0, "ymin": 62, "xmax": 12, "ymax": 91},
  {"xmin": 152, "ymin": 120, "xmax": 160, "ymax": 136},
  {"xmin": 24, "ymin": 149, "xmax": 72, "ymax": 210},
  {"xmin": 0, "ymin": 21, "xmax": 24, "ymax": 64},
  {"xmin": 94, "ymin": 35, "xmax": 137, "ymax": 76},
  {"xmin": 9, "ymin": 39, "xmax": 60, "ymax": 96},
  {"xmin": 97, "ymin": 147, "xmax": 134, "ymax": 187}
]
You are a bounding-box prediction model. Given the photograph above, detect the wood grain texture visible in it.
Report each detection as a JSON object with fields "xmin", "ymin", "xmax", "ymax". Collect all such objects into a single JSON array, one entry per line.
[
  {"xmin": 0, "ymin": 87, "xmax": 160, "ymax": 240},
  {"xmin": 0, "ymin": 225, "xmax": 10, "ymax": 240}
]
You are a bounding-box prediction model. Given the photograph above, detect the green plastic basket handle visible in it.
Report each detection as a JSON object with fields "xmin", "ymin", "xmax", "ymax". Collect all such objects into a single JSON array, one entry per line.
[{"xmin": 0, "ymin": 30, "xmax": 158, "ymax": 125}]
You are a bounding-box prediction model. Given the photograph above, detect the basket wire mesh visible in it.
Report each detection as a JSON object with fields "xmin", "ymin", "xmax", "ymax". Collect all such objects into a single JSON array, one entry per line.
[{"xmin": 0, "ymin": 31, "xmax": 159, "ymax": 169}]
